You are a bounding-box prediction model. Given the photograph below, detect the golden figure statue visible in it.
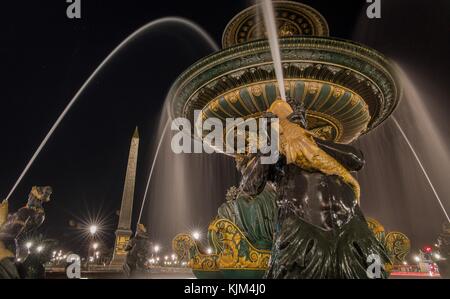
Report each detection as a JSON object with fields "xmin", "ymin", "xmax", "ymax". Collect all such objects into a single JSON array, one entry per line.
[{"xmin": 268, "ymin": 99, "xmax": 360, "ymax": 200}]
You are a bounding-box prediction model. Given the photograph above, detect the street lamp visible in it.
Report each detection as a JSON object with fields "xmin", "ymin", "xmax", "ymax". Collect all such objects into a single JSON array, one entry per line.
[
  {"xmin": 206, "ymin": 247, "xmax": 213, "ymax": 254},
  {"xmin": 414, "ymin": 255, "xmax": 421, "ymax": 262},
  {"xmin": 25, "ymin": 241, "xmax": 33, "ymax": 251},
  {"xmin": 192, "ymin": 231, "xmax": 201, "ymax": 240},
  {"xmin": 154, "ymin": 245, "xmax": 160, "ymax": 253},
  {"xmin": 89, "ymin": 225, "xmax": 98, "ymax": 235},
  {"xmin": 36, "ymin": 245, "xmax": 44, "ymax": 253},
  {"xmin": 92, "ymin": 242, "xmax": 99, "ymax": 250}
]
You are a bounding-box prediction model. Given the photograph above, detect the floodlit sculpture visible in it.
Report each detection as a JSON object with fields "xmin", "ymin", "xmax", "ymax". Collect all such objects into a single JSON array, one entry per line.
[
  {"xmin": 0, "ymin": 186, "xmax": 52, "ymax": 279},
  {"xmin": 170, "ymin": 1, "xmax": 401, "ymax": 278}
]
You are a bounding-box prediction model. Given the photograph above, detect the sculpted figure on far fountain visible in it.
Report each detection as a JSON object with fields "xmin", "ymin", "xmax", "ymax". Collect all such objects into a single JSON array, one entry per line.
[
  {"xmin": 123, "ymin": 223, "xmax": 152, "ymax": 278},
  {"xmin": 237, "ymin": 98, "xmax": 390, "ymax": 279},
  {"xmin": 0, "ymin": 186, "xmax": 52, "ymax": 279}
]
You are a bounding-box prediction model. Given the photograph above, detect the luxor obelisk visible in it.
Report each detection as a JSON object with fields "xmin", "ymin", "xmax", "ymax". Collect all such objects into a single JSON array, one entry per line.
[{"xmin": 111, "ymin": 127, "xmax": 139, "ymax": 265}]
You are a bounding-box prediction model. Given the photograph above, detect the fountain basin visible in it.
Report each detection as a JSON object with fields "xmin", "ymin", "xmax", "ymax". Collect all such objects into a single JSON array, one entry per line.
[{"xmin": 169, "ymin": 36, "xmax": 401, "ymax": 145}]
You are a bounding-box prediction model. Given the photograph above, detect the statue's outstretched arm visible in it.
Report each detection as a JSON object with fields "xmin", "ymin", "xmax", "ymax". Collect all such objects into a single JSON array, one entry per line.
[{"xmin": 314, "ymin": 138, "xmax": 365, "ymax": 171}]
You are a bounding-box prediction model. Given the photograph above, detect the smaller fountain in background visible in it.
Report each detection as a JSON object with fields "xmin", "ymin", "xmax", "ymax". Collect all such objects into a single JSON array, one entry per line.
[{"xmin": 0, "ymin": 186, "xmax": 53, "ymax": 279}]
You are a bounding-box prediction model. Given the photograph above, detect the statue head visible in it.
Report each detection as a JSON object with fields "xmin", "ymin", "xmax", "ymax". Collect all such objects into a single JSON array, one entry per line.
[
  {"xmin": 30, "ymin": 186, "xmax": 52, "ymax": 203},
  {"xmin": 137, "ymin": 223, "xmax": 147, "ymax": 234},
  {"xmin": 225, "ymin": 186, "xmax": 240, "ymax": 202},
  {"xmin": 267, "ymin": 98, "xmax": 293, "ymax": 119},
  {"xmin": 286, "ymin": 97, "xmax": 308, "ymax": 128},
  {"xmin": 235, "ymin": 154, "xmax": 250, "ymax": 173},
  {"xmin": 267, "ymin": 97, "xmax": 308, "ymax": 128}
]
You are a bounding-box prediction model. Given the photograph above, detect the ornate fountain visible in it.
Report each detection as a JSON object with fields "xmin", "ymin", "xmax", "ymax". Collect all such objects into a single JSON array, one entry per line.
[
  {"xmin": 170, "ymin": 1, "xmax": 402, "ymax": 279},
  {"xmin": 169, "ymin": 1, "xmax": 400, "ymax": 146}
]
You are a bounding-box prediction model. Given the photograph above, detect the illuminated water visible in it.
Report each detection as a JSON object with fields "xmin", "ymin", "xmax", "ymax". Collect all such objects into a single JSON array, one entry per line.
[
  {"xmin": 356, "ymin": 68, "xmax": 450, "ymax": 246},
  {"xmin": 260, "ymin": 0, "xmax": 286, "ymax": 101},
  {"xmin": 4, "ymin": 17, "xmax": 218, "ymax": 202},
  {"xmin": 391, "ymin": 116, "xmax": 449, "ymax": 223},
  {"xmin": 352, "ymin": 1, "xmax": 450, "ymax": 246},
  {"xmin": 137, "ymin": 118, "xmax": 170, "ymax": 225}
]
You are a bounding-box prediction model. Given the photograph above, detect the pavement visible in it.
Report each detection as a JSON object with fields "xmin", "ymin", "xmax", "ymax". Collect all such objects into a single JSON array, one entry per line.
[{"xmin": 46, "ymin": 267, "xmax": 196, "ymax": 279}]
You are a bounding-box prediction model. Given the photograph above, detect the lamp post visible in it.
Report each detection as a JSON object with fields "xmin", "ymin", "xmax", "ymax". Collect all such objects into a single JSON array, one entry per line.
[
  {"xmin": 89, "ymin": 225, "xmax": 98, "ymax": 236},
  {"xmin": 25, "ymin": 241, "xmax": 33, "ymax": 254},
  {"xmin": 36, "ymin": 245, "xmax": 44, "ymax": 253},
  {"xmin": 86, "ymin": 224, "xmax": 100, "ymax": 268},
  {"xmin": 153, "ymin": 245, "xmax": 160, "ymax": 265}
]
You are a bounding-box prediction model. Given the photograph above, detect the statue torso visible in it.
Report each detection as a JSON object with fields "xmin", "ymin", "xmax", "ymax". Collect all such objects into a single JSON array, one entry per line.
[{"xmin": 273, "ymin": 163, "xmax": 357, "ymax": 231}]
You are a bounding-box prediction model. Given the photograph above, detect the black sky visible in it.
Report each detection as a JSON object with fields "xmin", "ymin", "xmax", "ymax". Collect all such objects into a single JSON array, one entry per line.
[{"xmin": 0, "ymin": 0, "xmax": 448, "ymax": 253}]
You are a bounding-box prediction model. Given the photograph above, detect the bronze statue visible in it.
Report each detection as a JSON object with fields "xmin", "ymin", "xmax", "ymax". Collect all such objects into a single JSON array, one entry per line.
[
  {"xmin": 218, "ymin": 184, "xmax": 277, "ymax": 251},
  {"xmin": 238, "ymin": 99, "xmax": 390, "ymax": 279},
  {"xmin": 0, "ymin": 186, "xmax": 52, "ymax": 279},
  {"xmin": 123, "ymin": 224, "xmax": 152, "ymax": 278}
]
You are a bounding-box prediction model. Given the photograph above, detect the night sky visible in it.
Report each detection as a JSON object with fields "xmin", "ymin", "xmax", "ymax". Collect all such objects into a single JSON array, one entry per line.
[{"xmin": 0, "ymin": 0, "xmax": 449, "ymax": 254}]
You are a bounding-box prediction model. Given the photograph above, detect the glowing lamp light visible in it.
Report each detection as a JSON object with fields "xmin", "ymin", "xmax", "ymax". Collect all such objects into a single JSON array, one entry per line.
[
  {"xmin": 36, "ymin": 245, "xmax": 44, "ymax": 253},
  {"xmin": 25, "ymin": 242, "xmax": 33, "ymax": 249},
  {"xmin": 89, "ymin": 225, "xmax": 98, "ymax": 235},
  {"xmin": 206, "ymin": 247, "xmax": 213, "ymax": 254},
  {"xmin": 192, "ymin": 231, "xmax": 201, "ymax": 240},
  {"xmin": 414, "ymin": 256, "xmax": 421, "ymax": 262}
]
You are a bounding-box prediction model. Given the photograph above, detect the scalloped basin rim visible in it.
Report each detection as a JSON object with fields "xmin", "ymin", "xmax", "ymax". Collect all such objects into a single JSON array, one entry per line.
[{"xmin": 168, "ymin": 36, "xmax": 401, "ymax": 144}]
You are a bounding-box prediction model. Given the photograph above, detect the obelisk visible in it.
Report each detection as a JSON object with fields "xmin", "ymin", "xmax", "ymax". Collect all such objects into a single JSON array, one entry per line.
[{"xmin": 111, "ymin": 127, "xmax": 139, "ymax": 265}]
